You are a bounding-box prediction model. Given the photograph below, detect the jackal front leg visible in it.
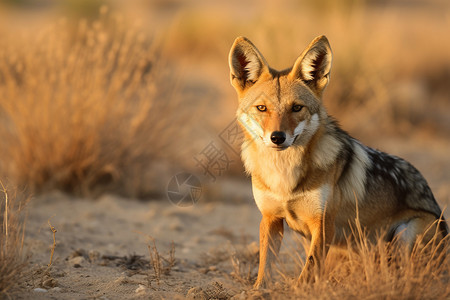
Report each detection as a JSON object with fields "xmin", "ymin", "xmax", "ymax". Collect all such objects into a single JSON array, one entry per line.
[
  {"xmin": 254, "ymin": 215, "xmax": 284, "ymax": 289},
  {"xmin": 298, "ymin": 214, "xmax": 334, "ymax": 284}
]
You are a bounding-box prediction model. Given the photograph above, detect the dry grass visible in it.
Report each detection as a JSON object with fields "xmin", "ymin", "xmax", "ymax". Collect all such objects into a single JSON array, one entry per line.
[
  {"xmin": 38, "ymin": 220, "xmax": 57, "ymax": 289},
  {"xmin": 282, "ymin": 237, "xmax": 447, "ymax": 299},
  {"xmin": 0, "ymin": 181, "xmax": 27, "ymax": 297},
  {"xmin": 147, "ymin": 238, "xmax": 176, "ymax": 287},
  {"xmin": 229, "ymin": 238, "xmax": 259, "ymax": 285},
  {"xmin": 0, "ymin": 9, "xmax": 187, "ymax": 197},
  {"xmin": 227, "ymin": 228, "xmax": 449, "ymax": 299}
]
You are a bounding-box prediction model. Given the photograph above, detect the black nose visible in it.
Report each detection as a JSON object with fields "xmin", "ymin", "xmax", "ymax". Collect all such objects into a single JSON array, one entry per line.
[{"xmin": 270, "ymin": 131, "xmax": 286, "ymax": 145}]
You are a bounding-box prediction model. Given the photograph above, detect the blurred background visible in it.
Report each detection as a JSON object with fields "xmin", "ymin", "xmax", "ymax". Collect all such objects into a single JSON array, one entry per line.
[{"xmin": 0, "ymin": 0, "xmax": 449, "ymax": 203}]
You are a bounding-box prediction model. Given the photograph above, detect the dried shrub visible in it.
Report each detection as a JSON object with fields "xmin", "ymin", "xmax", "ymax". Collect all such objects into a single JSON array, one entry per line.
[
  {"xmin": 0, "ymin": 182, "xmax": 27, "ymax": 297},
  {"xmin": 0, "ymin": 11, "xmax": 184, "ymax": 197}
]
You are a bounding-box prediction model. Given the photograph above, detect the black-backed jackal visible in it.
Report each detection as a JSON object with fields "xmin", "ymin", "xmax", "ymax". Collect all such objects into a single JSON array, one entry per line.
[{"xmin": 228, "ymin": 35, "xmax": 448, "ymax": 288}]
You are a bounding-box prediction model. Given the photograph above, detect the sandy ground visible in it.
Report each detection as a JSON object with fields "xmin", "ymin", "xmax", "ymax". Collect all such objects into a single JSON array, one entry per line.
[
  {"xmin": 17, "ymin": 182, "xmax": 261, "ymax": 299},
  {"xmin": 15, "ymin": 135, "xmax": 450, "ymax": 299}
]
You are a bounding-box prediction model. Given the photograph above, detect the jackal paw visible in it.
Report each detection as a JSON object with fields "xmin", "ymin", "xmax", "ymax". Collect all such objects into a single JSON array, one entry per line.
[{"xmin": 253, "ymin": 279, "xmax": 267, "ymax": 290}]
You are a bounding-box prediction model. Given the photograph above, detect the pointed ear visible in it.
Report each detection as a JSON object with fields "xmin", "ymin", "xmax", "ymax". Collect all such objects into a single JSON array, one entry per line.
[
  {"xmin": 289, "ymin": 35, "xmax": 332, "ymax": 96},
  {"xmin": 229, "ymin": 37, "xmax": 269, "ymax": 94}
]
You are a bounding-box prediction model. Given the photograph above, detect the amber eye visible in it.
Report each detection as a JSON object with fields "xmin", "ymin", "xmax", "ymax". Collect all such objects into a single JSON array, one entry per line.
[
  {"xmin": 256, "ymin": 105, "xmax": 267, "ymax": 112},
  {"xmin": 292, "ymin": 104, "xmax": 303, "ymax": 112}
]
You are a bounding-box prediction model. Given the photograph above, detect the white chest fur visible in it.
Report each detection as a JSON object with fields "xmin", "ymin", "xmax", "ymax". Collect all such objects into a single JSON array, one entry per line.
[
  {"xmin": 242, "ymin": 143, "xmax": 306, "ymax": 194},
  {"xmin": 253, "ymin": 183, "xmax": 330, "ymax": 217}
]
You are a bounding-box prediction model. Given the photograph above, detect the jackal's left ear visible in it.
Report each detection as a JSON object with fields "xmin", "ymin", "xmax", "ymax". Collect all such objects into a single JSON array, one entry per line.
[
  {"xmin": 229, "ymin": 37, "xmax": 269, "ymax": 93},
  {"xmin": 290, "ymin": 35, "xmax": 332, "ymax": 96}
]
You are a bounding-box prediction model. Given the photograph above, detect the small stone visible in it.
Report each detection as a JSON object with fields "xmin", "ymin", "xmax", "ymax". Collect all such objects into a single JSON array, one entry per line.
[
  {"xmin": 50, "ymin": 287, "xmax": 62, "ymax": 292},
  {"xmin": 171, "ymin": 265, "xmax": 181, "ymax": 271},
  {"xmin": 208, "ymin": 266, "xmax": 217, "ymax": 272},
  {"xmin": 69, "ymin": 256, "xmax": 85, "ymax": 268},
  {"xmin": 114, "ymin": 276, "xmax": 128, "ymax": 285},
  {"xmin": 69, "ymin": 248, "xmax": 87, "ymax": 259},
  {"xmin": 33, "ymin": 288, "xmax": 48, "ymax": 293},
  {"xmin": 202, "ymin": 281, "xmax": 233, "ymax": 299},
  {"xmin": 88, "ymin": 250, "xmax": 101, "ymax": 262},
  {"xmin": 135, "ymin": 284, "xmax": 147, "ymax": 294},
  {"xmin": 42, "ymin": 277, "xmax": 58, "ymax": 288}
]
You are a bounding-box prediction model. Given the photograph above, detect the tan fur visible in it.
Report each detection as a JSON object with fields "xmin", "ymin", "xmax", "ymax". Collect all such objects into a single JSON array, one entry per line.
[{"xmin": 229, "ymin": 35, "xmax": 448, "ymax": 289}]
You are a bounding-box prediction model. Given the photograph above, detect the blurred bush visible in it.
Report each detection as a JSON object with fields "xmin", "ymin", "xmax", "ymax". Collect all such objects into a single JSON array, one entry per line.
[{"xmin": 0, "ymin": 10, "xmax": 187, "ymax": 197}]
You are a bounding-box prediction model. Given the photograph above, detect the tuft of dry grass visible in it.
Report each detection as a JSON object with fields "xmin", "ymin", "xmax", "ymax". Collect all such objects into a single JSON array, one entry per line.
[
  {"xmin": 229, "ymin": 239, "xmax": 259, "ymax": 285},
  {"xmin": 0, "ymin": 9, "xmax": 187, "ymax": 197},
  {"xmin": 0, "ymin": 181, "xmax": 27, "ymax": 297},
  {"xmin": 39, "ymin": 220, "xmax": 57, "ymax": 289},
  {"xmin": 147, "ymin": 238, "xmax": 176, "ymax": 288}
]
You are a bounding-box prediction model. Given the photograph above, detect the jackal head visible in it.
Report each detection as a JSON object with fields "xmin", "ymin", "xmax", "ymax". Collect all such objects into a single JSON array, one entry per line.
[{"xmin": 229, "ymin": 35, "xmax": 332, "ymax": 150}]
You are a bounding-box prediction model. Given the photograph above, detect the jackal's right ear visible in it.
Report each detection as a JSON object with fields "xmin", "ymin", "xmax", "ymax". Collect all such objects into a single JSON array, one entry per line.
[{"xmin": 229, "ymin": 37, "xmax": 269, "ymax": 93}]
